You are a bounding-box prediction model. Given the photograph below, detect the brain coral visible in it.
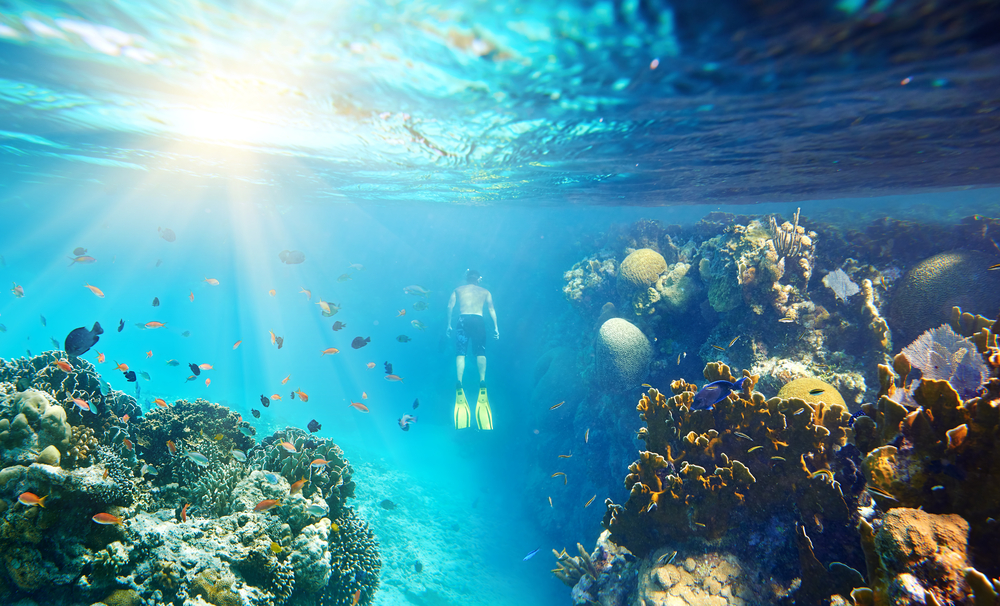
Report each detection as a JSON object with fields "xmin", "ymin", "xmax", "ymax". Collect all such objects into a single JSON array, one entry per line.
[
  {"xmin": 776, "ymin": 377, "xmax": 846, "ymax": 408},
  {"xmin": 618, "ymin": 249, "xmax": 667, "ymax": 312},
  {"xmin": 889, "ymin": 250, "xmax": 1000, "ymax": 341},
  {"xmin": 596, "ymin": 318, "xmax": 652, "ymax": 392}
]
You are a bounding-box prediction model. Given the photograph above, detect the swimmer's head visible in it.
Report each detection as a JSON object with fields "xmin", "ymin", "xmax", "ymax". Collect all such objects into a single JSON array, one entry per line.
[{"xmin": 466, "ymin": 269, "xmax": 482, "ymax": 284}]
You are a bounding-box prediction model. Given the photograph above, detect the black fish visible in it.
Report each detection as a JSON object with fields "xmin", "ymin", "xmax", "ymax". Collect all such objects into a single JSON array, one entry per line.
[
  {"xmin": 152, "ymin": 297, "xmax": 160, "ymax": 307},
  {"xmin": 379, "ymin": 499, "xmax": 396, "ymax": 510},
  {"xmin": 396, "ymin": 335, "xmax": 411, "ymax": 343},
  {"xmin": 39, "ymin": 315, "xmax": 46, "ymax": 327},
  {"xmin": 412, "ymin": 398, "xmax": 419, "ymax": 410},
  {"xmin": 307, "ymin": 419, "xmax": 322, "ymax": 433},
  {"xmin": 384, "ymin": 361, "xmax": 393, "ymax": 375},
  {"xmin": 414, "ymin": 561, "xmax": 423, "ymax": 573},
  {"xmin": 276, "ymin": 336, "xmax": 284, "ymax": 349},
  {"xmin": 64, "ymin": 322, "xmax": 103, "ymax": 357},
  {"xmin": 182, "ymin": 331, "xmax": 191, "ymax": 337},
  {"xmin": 73, "ymin": 247, "xmax": 87, "ymax": 256},
  {"xmin": 124, "ymin": 370, "xmax": 137, "ymax": 382},
  {"xmin": 251, "ymin": 408, "xmax": 261, "ymax": 418},
  {"xmin": 290, "ymin": 391, "xmax": 296, "ymax": 400},
  {"xmin": 352, "ymin": 336, "xmax": 370, "ymax": 349},
  {"xmin": 260, "ymin": 394, "xmax": 270, "ymax": 407},
  {"xmin": 189, "ymin": 363, "xmax": 201, "ymax": 376},
  {"xmin": 331, "ymin": 321, "xmax": 346, "ymax": 331},
  {"xmin": 118, "ymin": 319, "xmax": 125, "ymax": 332}
]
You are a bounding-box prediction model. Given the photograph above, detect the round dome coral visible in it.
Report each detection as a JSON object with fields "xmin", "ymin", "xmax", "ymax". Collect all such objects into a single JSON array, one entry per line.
[
  {"xmin": 596, "ymin": 318, "xmax": 652, "ymax": 392},
  {"xmin": 617, "ymin": 249, "xmax": 667, "ymax": 300},
  {"xmin": 776, "ymin": 377, "xmax": 845, "ymax": 407}
]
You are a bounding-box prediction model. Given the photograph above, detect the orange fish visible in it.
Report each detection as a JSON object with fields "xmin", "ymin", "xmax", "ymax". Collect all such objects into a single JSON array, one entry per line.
[
  {"xmin": 280, "ymin": 441, "xmax": 297, "ymax": 453},
  {"xmin": 145, "ymin": 321, "xmax": 166, "ymax": 329},
  {"xmin": 316, "ymin": 299, "xmax": 332, "ymax": 314},
  {"xmin": 270, "ymin": 331, "xmax": 277, "ymax": 345},
  {"xmin": 92, "ymin": 512, "xmax": 123, "ymax": 525},
  {"xmin": 121, "ymin": 414, "xmax": 130, "ymax": 423},
  {"xmin": 154, "ymin": 398, "xmax": 167, "ymax": 408},
  {"xmin": 205, "ymin": 378, "xmax": 211, "ymax": 386},
  {"xmin": 84, "ymin": 283, "xmax": 105, "ymax": 298},
  {"xmin": 123, "ymin": 438, "xmax": 134, "ymax": 451},
  {"xmin": 18, "ymin": 492, "xmax": 47, "ymax": 507},
  {"xmin": 384, "ymin": 374, "xmax": 403, "ymax": 382},
  {"xmin": 349, "ymin": 402, "xmax": 370, "ymax": 413},
  {"xmin": 254, "ymin": 499, "xmax": 280, "ymax": 512},
  {"xmin": 281, "ymin": 375, "xmax": 291, "ymax": 385},
  {"xmin": 295, "ymin": 390, "xmax": 308, "ymax": 402},
  {"xmin": 366, "ymin": 362, "xmax": 376, "ymax": 369},
  {"xmin": 115, "ymin": 362, "xmax": 129, "ymax": 372},
  {"xmin": 54, "ymin": 360, "xmax": 73, "ymax": 372},
  {"xmin": 166, "ymin": 440, "xmax": 177, "ymax": 455},
  {"xmin": 322, "ymin": 348, "xmax": 339, "ymax": 356},
  {"xmin": 204, "ymin": 278, "xmax": 219, "ymax": 285},
  {"xmin": 72, "ymin": 398, "xmax": 90, "ymax": 412},
  {"xmin": 272, "ymin": 394, "xmax": 282, "ymax": 400},
  {"xmin": 397, "ymin": 309, "xmax": 406, "ymax": 317},
  {"xmin": 189, "ymin": 291, "xmax": 194, "ymax": 302},
  {"xmin": 199, "ymin": 364, "xmax": 213, "ymax": 370},
  {"xmin": 290, "ymin": 478, "xmax": 308, "ymax": 494},
  {"xmin": 233, "ymin": 340, "xmax": 242, "ymax": 349},
  {"xmin": 269, "ymin": 289, "xmax": 276, "ymax": 296},
  {"xmin": 180, "ymin": 502, "xmax": 190, "ymax": 522},
  {"xmin": 362, "ymin": 392, "xmax": 368, "ymax": 400},
  {"xmin": 352, "ymin": 589, "xmax": 361, "ymax": 606},
  {"xmin": 97, "ymin": 352, "xmax": 105, "ymax": 363},
  {"xmin": 103, "ymin": 468, "xmax": 109, "ymax": 479},
  {"xmin": 310, "ymin": 458, "xmax": 330, "ymax": 467},
  {"xmin": 300, "ymin": 287, "xmax": 311, "ymax": 299},
  {"xmin": 146, "ymin": 350, "xmax": 153, "ymax": 358}
]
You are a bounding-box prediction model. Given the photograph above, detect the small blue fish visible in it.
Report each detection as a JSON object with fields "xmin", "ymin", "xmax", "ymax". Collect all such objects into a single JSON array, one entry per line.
[
  {"xmin": 691, "ymin": 377, "xmax": 748, "ymax": 410},
  {"xmin": 523, "ymin": 548, "xmax": 540, "ymax": 561},
  {"xmin": 848, "ymin": 409, "xmax": 868, "ymax": 427},
  {"xmin": 264, "ymin": 472, "xmax": 280, "ymax": 484}
]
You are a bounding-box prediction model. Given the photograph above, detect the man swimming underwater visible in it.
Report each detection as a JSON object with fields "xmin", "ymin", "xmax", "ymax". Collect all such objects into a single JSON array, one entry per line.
[{"xmin": 446, "ymin": 269, "xmax": 498, "ymax": 430}]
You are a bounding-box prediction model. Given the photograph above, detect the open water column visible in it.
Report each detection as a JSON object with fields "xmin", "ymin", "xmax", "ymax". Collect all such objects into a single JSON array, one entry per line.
[{"xmin": 1, "ymin": 1, "xmax": 1000, "ymax": 605}]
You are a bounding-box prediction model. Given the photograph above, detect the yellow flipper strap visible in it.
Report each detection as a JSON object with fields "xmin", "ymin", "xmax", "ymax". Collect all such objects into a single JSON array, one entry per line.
[
  {"xmin": 454, "ymin": 382, "xmax": 471, "ymax": 430},
  {"xmin": 475, "ymin": 382, "xmax": 493, "ymax": 431}
]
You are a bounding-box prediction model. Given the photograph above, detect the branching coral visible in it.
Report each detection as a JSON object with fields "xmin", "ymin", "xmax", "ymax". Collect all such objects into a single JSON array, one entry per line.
[
  {"xmin": 320, "ymin": 509, "xmax": 380, "ymax": 606},
  {"xmin": 253, "ymin": 428, "xmax": 355, "ymax": 518}
]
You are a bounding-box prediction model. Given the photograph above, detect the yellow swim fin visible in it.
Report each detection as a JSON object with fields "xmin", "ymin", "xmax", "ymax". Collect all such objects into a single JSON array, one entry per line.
[
  {"xmin": 475, "ymin": 381, "xmax": 493, "ymax": 431},
  {"xmin": 454, "ymin": 382, "xmax": 471, "ymax": 430}
]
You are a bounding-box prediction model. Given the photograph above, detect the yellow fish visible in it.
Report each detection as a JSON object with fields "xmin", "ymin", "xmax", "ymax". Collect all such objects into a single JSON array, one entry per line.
[
  {"xmin": 270, "ymin": 542, "xmax": 282, "ymax": 553},
  {"xmin": 213, "ymin": 433, "xmax": 224, "ymax": 441},
  {"xmin": 331, "ymin": 522, "xmax": 339, "ymax": 532}
]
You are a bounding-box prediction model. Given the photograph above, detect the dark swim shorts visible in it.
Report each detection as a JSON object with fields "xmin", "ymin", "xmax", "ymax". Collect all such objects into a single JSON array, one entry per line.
[{"xmin": 455, "ymin": 314, "xmax": 487, "ymax": 356}]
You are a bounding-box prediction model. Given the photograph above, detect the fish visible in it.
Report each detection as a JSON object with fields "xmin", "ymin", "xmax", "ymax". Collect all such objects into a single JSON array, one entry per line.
[
  {"xmin": 349, "ymin": 402, "xmax": 370, "ymax": 413},
  {"xmin": 268, "ymin": 289, "xmax": 276, "ymax": 297},
  {"xmin": 121, "ymin": 414, "xmax": 130, "ymax": 423},
  {"xmin": 118, "ymin": 319, "xmax": 125, "ymax": 332},
  {"xmin": 97, "ymin": 352, "xmax": 105, "ymax": 363},
  {"xmin": 808, "ymin": 388, "xmax": 825, "ymax": 395},
  {"xmin": 189, "ymin": 292, "xmax": 194, "ymax": 302},
  {"xmin": 550, "ymin": 401, "xmax": 564, "ymax": 410},
  {"xmin": 64, "ymin": 322, "xmax": 103, "ymax": 357},
  {"xmin": 123, "ymin": 438, "xmax": 134, "ymax": 451},
  {"xmin": 182, "ymin": 331, "xmax": 191, "ymax": 337},
  {"xmin": 178, "ymin": 503, "xmax": 189, "ymax": 522},
  {"xmin": 269, "ymin": 331, "xmax": 277, "ymax": 345},
  {"xmin": 48, "ymin": 336, "xmax": 59, "ymax": 349},
  {"xmin": 300, "ymin": 288, "xmax": 311, "ymax": 299},
  {"xmin": 410, "ymin": 320, "xmax": 426, "ymax": 331},
  {"xmin": 989, "ymin": 263, "xmax": 1000, "ymax": 271},
  {"xmin": 379, "ymin": 499, "xmax": 396, "ymax": 510},
  {"xmin": 0, "ymin": 324, "xmax": 5, "ymax": 332},
  {"xmin": 748, "ymin": 445, "xmax": 764, "ymax": 453},
  {"xmin": 92, "ymin": 513, "xmax": 123, "ymax": 525},
  {"xmin": 691, "ymin": 377, "xmax": 748, "ymax": 410},
  {"xmin": 158, "ymin": 226, "xmax": 176, "ymax": 242},
  {"xmin": 145, "ymin": 351, "xmax": 153, "ymax": 359},
  {"xmin": 270, "ymin": 542, "xmax": 282, "ymax": 554},
  {"xmin": 152, "ymin": 297, "xmax": 159, "ymax": 307},
  {"xmin": 551, "ymin": 472, "xmax": 567, "ymax": 485},
  {"xmin": 729, "ymin": 336, "xmax": 740, "ymax": 348},
  {"xmin": 19, "ymin": 492, "xmax": 47, "ymax": 507},
  {"xmin": 280, "ymin": 441, "xmax": 297, "ymax": 453},
  {"xmin": 308, "ymin": 419, "xmax": 321, "ymax": 432},
  {"xmin": 349, "ymin": 263, "xmax": 364, "ymax": 271},
  {"xmin": 73, "ymin": 247, "xmax": 87, "ymax": 256},
  {"xmin": 384, "ymin": 362, "xmax": 393, "ymax": 374},
  {"xmin": 558, "ymin": 454, "xmax": 572, "ymax": 459},
  {"xmin": 295, "ymin": 390, "xmax": 308, "ymax": 402},
  {"xmin": 11, "ymin": 283, "xmax": 24, "ymax": 297},
  {"xmin": 322, "ymin": 348, "xmax": 340, "ymax": 356},
  {"xmin": 397, "ymin": 309, "xmax": 406, "ymax": 317},
  {"xmin": 403, "ymin": 285, "xmax": 430, "ymax": 297},
  {"xmin": 396, "ymin": 335, "xmax": 412, "ymax": 343},
  {"xmin": 290, "ymin": 478, "xmax": 308, "ymax": 494},
  {"xmin": 352, "ymin": 336, "xmax": 370, "ymax": 349},
  {"xmin": 311, "ymin": 458, "xmax": 330, "ymax": 468},
  {"xmin": 261, "ymin": 472, "xmax": 281, "ymax": 484},
  {"xmin": 306, "ymin": 504, "xmax": 327, "ymax": 517},
  {"xmin": 212, "ymin": 433, "xmax": 223, "ymax": 441},
  {"xmin": 413, "ymin": 301, "xmax": 429, "ymax": 311},
  {"xmin": 778, "ymin": 317, "xmax": 795, "ymax": 323},
  {"xmin": 84, "ymin": 283, "xmax": 105, "ymax": 298},
  {"xmin": 384, "ymin": 374, "xmax": 403, "ymax": 382},
  {"xmin": 260, "ymin": 395, "xmax": 270, "ymax": 408},
  {"xmin": 352, "ymin": 590, "xmax": 361, "ymax": 606},
  {"xmin": 711, "ymin": 344, "xmax": 725, "ymax": 351},
  {"xmin": 199, "ymin": 364, "xmax": 213, "ymax": 370},
  {"xmin": 848, "ymin": 409, "xmax": 868, "ymax": 427},
  {"xmin": 119, "ymin": 369, "xmax": 136, "ymax": 382},
  {"xmin": 412, "ymin": 398, "xmax": 420, "ymax": 410},
  {"xmin": 276, "ymin": 336, "xmax": 283, "ymax": 349},
  {"xmin": 154, "ymin": 398, "xmax": 168, "ymax": 408},
  {"xmin": 40, "ymin": 315, "xmax": 46, "ymax": 327},
  {"xmin": 204, "ymin": 378, "xmax": 211, "ymax": 386},
  {"xmin": 233, "ymin": 340, "xmax": 242, "ymax": 349},
  {"xmin": 271, "ymin": 394, "xmax": 282, "ymax": 400},
  {"xmin": 186, "ymin": 452, "xmax": 210, "ymax": 467},
  {"xmin": 548, "ymin": 496, "xmax": 553, "ymax": 507},
  {"xmin": 68, "ymin": 255, "xmax": 96, "ymax": 265},
  {"xmin": 252, "ymin": 409, "xmax": 261, "ymax": 418},
  {"xmin": 240, "ymin": 426, "xmax": 254, "ymax": 436},
  {"xmin": 254, "ymin": 499, "xmax": 281, "ymax": 512},
  {"xmin": 189, "ymin": 363, "xmax": 201, "ymax": 376},
  {"xmin": 145, "ymin": 321, "xmax": 166, "ymax": 329},
  {"xmin": 72, "ymin": 398, "xmax": 91, "ymax": 412},
  {"xmin": 337, "ymin": 273, "xmax": 352, "ymax": 282},
  {"xmin": 865, "ymin": 485, "xmax": 897, "ymax": 501},
  {"xmin": 367, "ymin": 362, "xmax": 376, "ymax": 369},
  {"xmin": 166, "ymin": 359, "xmax": 179, "ymax": 366},
  {"xmin": 166, "ymin": 440, "xmax": 177, "ymax": 455},
  {"xmin": 398, "ymin": 414, "xmax": 418, "ymax": 431},
  {"xmin": 585, "ymin": 495, "xmax": 596, "ymax": 508},
  {"xmin": 733, "ymin": 432, "xmax": 753, "ymax": 441},
  {"xmin": 203, "ymin": 278, "xmax": 219, "ymax": 286},
  {"xmin": 523, "ymin": 548, "xmax": 540, "ymax": 561},
  {"xmin": 156, "ymin": 259, "xmax": 162, "ymax": 267},
  {"xmin": 185, "ymin": 375, "xmax": 196, "ymax": 382},
  {"xmin": 141, "ymin": 464, "xmax": 159, "ymax": 476},
  {"xmin": 278, "ymin": 250, "xmax": 305, "ymax": 264},
  {"xmin": 281, "ymin": 375, "xmax": 291, "ymax": 384},
  {"xmin": 332, "ymin": 321, "xmax": 346, "ymax": 331}
]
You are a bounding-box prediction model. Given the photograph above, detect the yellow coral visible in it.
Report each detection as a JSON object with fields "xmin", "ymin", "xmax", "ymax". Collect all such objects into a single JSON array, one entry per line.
[{"xmin": 777, "ymin": 377, "xmax": 845, "ymax": 408}]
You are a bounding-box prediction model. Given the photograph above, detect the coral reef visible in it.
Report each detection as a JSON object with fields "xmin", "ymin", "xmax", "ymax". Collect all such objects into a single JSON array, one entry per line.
[
  {"xmin": 618, "ymin": 248, "xmax": 668, "ymax": 315},
  {"xmin": 563, "ymin": 252, "xmax": 617, "ymax": 315},
  {"xmin": 0, "ymin": 387, "xmax": 73, "ymax": 466},
  {"xmin": 595, "ymin": 318, "xmax": 652, "ymax": 392},
  {"xmin": 776, "ymin": 377, "xmax": 846, "ymax": 408}
]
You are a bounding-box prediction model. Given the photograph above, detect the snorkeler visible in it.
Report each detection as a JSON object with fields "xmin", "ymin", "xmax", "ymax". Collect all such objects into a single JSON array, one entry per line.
[{"xmin": 446, "ymin": 269, "xmax": 498, "ymax": 430}]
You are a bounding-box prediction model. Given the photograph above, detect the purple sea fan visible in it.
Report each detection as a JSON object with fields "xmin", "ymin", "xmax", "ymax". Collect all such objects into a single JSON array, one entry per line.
[{"xmin": 899, "ymin": 324, "xmax": 987, "ymax": 400}]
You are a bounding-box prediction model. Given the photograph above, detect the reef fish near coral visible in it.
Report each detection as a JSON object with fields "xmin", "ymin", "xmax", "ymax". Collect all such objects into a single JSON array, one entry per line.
[
  {"xmin": 308, "ymin": 419, "xmax": 322, "ymax": 432},
  {"xmin": 64, "ymin": 321, "xmax": 103, "ymax": 357},
  {"xmin": 691, "ymin": 377, "xmax": 748, "ymax": 410}
]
